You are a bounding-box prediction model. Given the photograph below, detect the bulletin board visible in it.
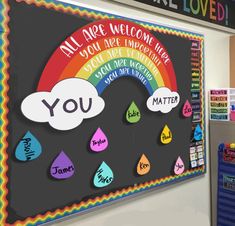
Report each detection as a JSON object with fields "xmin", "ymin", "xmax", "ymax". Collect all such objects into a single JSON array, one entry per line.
[{"xmin": 0, "ymin": 0, "xmax": 205, "ymax": 225}]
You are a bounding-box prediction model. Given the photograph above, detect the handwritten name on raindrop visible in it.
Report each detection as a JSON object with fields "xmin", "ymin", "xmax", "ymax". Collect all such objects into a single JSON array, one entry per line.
[
  {"xmin": 140, "ymin": 162, "xmax": 149, "ymax": 169},
  {"xmin": 51, "ymin": 165, "xmax": 75, "ymax": 176},
  {"xmin": 126, "ymin": 101, "xmax": 141, "ymax": 123},
  {"xmin": 90, "ymin": 128, "xmax": 108, "ymax": 152},
  {"xmin": 92, "ymin": 139, "xmax": 106, "ymax": 146},
  {"xmin": 96, "ymin": 168, "xmax": 113, "ymax": 184},
  {"xmin": 50, "ymin": 151, "xmax": 75, "ymax": 179},
  {"xmin": 15, "ymin": 131, "xmax": 42, "ymax": 161},
  {"xmin": 22, "ymin": 138, "xmax": 35, "ymax": 160},
  {"xmin": 127, "ymin": 110, "xmax": 140, "ymax": 119},
  {"xmin": 182, "ymin": 100, "xmax": 192, "ymax": 117},
  {"xmin": 174, "ymin": 156, "xmax": 185, "ymax": 175},
  {"xmin": 94, "ymin": 161, "xmax": 114, "ymax": 187},
  {"xmin": 194, "ymin": 124, "xmax": 203, "ymax": 141},
  {"xmin": 137, "ymin": 154, "xmax": 150, "ymax": 175},
  {"xmin": 160, "ymin": 125, "xmax": 172, "ymax": 144}
]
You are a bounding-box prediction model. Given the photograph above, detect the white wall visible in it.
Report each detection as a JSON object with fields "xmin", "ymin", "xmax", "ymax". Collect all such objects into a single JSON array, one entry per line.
[{"xmin": 53, "ymin": 1, "xmax": 231, "ymax": 225}]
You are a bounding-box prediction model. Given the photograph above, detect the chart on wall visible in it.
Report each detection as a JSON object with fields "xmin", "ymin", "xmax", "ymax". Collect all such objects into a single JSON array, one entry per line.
[{"xmin": 0, "ymin": 0, "xmax": 205, "ymax": 225}]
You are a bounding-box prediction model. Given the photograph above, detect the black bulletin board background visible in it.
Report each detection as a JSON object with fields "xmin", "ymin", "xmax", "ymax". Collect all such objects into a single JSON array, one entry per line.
[{"xmin": 6, "ymin": 1, "xmax": 192, "ymax": 224}]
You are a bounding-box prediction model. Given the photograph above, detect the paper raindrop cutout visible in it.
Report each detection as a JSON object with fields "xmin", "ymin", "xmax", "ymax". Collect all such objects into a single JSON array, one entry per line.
[
  {"xmin": 126, "ymin": 101, "xmax": 141, "ymax": 123},
  {"xmin": 174, "ymin": 156, "xmax": 185, "ymax": 175},
  {"xmin": 15, "ymin": 131, "xmax": 42, "ymax": 161},
  {"xmin": 160, "ymin": 125, "xmax": 172, "ymax": 144},
  {"xmin": 137, "ymin": 154, "xmax": 151, "ymax": 175},
  {"xmin": 194, "ymin": 124, "xmax": 203, "ymax": 141},
  {"xmin": 182, "ymin": 100, "xmax": 192, "ymax": 117},
  {"xmin": 90, "ymin": 127, "xmax": 108, "ymax": 152},
  {"xmin": 93, "ymin": 161, "xmax": 114, "ymax": 188},
  {"xmin": 50, "ymin": 151, "xmax": 75, "ymax": 179}
]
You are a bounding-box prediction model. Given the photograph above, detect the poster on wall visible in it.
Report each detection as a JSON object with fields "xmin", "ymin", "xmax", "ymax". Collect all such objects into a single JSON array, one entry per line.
[
  {"xmin": 113, "ymin": 0, "xmax": 235, "ymax": 32},
  {"xmin": 209, "ymin": 89, "xmax": 230, "ymax": 121},
  {"xmin": 0, "ymin": 0, "xmax": 205, "ymax": 225}
]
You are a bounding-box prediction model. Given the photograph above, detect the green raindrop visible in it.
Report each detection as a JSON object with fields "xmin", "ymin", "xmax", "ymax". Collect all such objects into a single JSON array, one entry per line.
[{"xmin": 126, "ymin": 101, "xmax": 141, "ymax": 123}]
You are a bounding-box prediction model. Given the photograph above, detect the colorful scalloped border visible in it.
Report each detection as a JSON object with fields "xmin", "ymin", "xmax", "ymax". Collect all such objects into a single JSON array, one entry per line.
[
  {"xmin": 0, "ymin": 0, "xmax": 10, "ymax": 225},
  {"xmin": 0, "ymin": 0, "xmax": 205, "ymax": 225}
]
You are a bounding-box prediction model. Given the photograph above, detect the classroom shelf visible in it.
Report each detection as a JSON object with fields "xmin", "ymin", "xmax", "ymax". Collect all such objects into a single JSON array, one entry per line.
[{"xmin": 210, "ymin": 120, "xmax": 235, "ymax": 226}]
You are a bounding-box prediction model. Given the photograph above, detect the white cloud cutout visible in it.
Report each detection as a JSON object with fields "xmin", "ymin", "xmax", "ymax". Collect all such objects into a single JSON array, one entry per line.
[
  {"xmin": 146, "ymin": 87, "xmax": 180, "ymax": 113},
  {"xmin": 21, "ymin": 78, "xmax": 105, "ymax": 131}
]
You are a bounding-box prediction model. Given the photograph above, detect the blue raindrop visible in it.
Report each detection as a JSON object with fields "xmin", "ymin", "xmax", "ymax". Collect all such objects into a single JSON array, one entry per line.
[
  {"xmin": 15, "ymin": 131, "xmax": 42, "ymax": 161},
  {"xmin": 93, "ymin": 161, "xmax": 114, "ymax": 188},
  {"xmin": 194, "ymin": 124, "xmax": 203, "ymax": 141}
]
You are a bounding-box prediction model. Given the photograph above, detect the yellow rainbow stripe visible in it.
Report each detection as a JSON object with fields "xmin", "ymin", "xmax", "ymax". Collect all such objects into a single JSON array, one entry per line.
[{"xmin": 0, "ymin": 0, "xmax": 205, "ymax": 225}]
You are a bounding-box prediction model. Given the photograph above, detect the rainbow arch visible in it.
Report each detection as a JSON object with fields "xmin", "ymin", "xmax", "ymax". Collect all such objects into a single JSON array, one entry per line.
[
  {"xmin": 90, "ymin": 58, "xmax": 157, "ymax": 94},
  {"xmin": 37, "ymin": 19, "xmax": 178, "ymax": 94}
]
